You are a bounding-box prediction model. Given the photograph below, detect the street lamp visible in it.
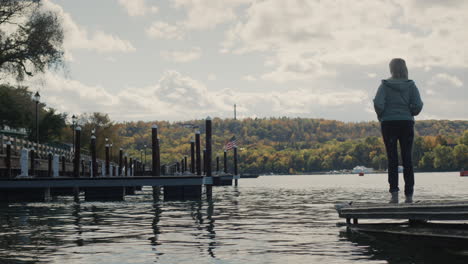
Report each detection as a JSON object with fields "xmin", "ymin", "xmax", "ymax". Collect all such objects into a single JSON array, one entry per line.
[
  {"xmin": 33, "ymin": 91, "xmax": 40, "ymax": 143},
  {"xmin": 72, "ymin": 114, "xmax": 77, "ymax": 152},
  {"xmin": 144, "ymin": 144, "xmax": 147, "ymax": 165}
]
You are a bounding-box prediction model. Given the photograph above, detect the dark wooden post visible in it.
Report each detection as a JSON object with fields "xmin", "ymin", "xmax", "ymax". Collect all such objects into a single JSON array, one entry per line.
[
  {"xmin": 73, "ymin": 126, "xmax": 81, "ymax": 178},
  {"xmin": 206, "ymin": 117, "xmax": 212, "ymax": 177},
  {"xmin": 234, "ymin": 146, "xmax": 238, "ymax": 186},
  {"xmin": 61, "ymin": 155, "xmax": 66, "ymax": 176},
  {"xmin": 130, "ymin": 157, "xmax": 133, "ymax": 176},
  {"xmin": 184, "ymin": 156, "xmax": 188, "ymax": 173},
  {"xmin": 119, "ymin": 148, "xmax": 123, "ymax": 176},
  {"xmin": 81, "ymin": 159, "xmax": 85, "ymax": 177},
  {"xmin": 91, "ymin": 135, "xmax": 97, "ymax": 177},
  {"xmin": 48, "ymin": 153, "xmax": 53, "ymax": 177},
  {"xmin": 105, "ymin": 143, "xmax": 110, "ymax": 176},
  {"xmin": 216, "ymin": 156, "xmax": 219, "ymax": 173},
  {"xmin": 223, "ymin": 150, "xmax": 227, "ymax": 173},
  {"xmin": 124, "ymin": 155, "xmax": 128, "ymax": 176},
  {"xmin": 203, "ymin": 149, "xmax": 206, "ymax": 175},
  {"xmin": 190, "ymin": 139, "xmax": 195, "ymax": 173},
  {"xmin": 181, "ymin": 158, "xmax": 185, "ymax": 173},
  {"xmin": 205, "ymin": 117, "xmax": 213, "ymax": 199},
  {"xmin": 152, "ymin": 124, "xmax": 161, "ymax": 176},
  {"xmin": 30, "ymin": 148, "xmax": 35, "ymax": 177},
  {"xmin": 6, "ymin": 141, "xmax": 11, "ymax": 178},
  {"xmin": 195, "ymin": 131, "xmax": 201, "ymax": 176}
]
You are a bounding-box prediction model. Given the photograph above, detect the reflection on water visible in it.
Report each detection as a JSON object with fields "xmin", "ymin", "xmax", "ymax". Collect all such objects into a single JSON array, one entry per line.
[
  {"xmin": 341, "ymin": 227, "xmax": 468, "ymax": 264},
  {"xmin": 0, "ymin": 172, "xmax": 466, "ymax": 263}
]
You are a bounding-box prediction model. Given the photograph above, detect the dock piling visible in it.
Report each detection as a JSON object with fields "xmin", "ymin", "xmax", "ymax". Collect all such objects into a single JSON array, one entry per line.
[
  {"xmin": 73, "ymin": 127, "xmax": 81, "ymax": 178},
  {"xmin": 47, "ymin": 153, "xmax": 53, "ymax": 177},
  {"xmin": 152, "ymin": 125, "xmax": 160, "ymax": 176},
  {"xmin": 91, "ymin": 135, "xmax": 97, "ymax": 177},
  {"xmin": 5, "ymin": 141, "xmax": 11, "ymax": 178},
  {"xmin": 119, "ymin": 148, "xmax": 123, "ymax": 176},
  {"xmin": 234, "ymin": 146, "xmax": 238, "ymax": 186},
  {"xmin": 190, "ymin": 139, "xmax": 195, "ymax": 173},
  {"xmin": 205, "ymin": 117, "xmax": 213, "ymax": 199},
  {"xmin": 105, "ymin": 143, "xmax": 110, "ymax": 176},
  {"xmin": 223, "ymin": 150, "xmax": 227, "ymax": 173},
  {"xmin": 195, "ymin": 131, "xmax": 201, "ymax": 176}
]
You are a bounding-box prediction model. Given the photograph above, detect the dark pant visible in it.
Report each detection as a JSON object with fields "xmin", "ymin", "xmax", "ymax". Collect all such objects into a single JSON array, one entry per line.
[{"xmin": 381, "ymin": 120, "xmax": 415, "ymax": 196}]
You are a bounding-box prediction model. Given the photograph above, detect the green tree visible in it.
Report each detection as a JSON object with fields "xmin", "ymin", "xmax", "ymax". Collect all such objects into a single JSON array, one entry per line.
[
  {"xmin": 0, "ymin": 84, "xmax": 33, "ymax": 128},
  {"xmin": 0, "ymin": 0, "xmax": 64, "ymax": 80},
  {"xmin": 433, "ymin": 145, "xmax": 453, "ymax": 170},
  {"xmin": 453, "ymin": 144, "xmax": 468, "ymax": 169}
]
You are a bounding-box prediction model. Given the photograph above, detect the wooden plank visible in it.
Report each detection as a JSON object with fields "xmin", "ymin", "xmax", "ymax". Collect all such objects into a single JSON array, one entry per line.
[
  {"xmin": 348, "ymin": 224, "xmax": 468, "ymax": 241},
  {"xmin": 0, "ymin": 176, "xmax": 205, "ymax": 188},
  {"xmin": 337, "ymin": 201, "xmax": 468, "ymax": 221}
]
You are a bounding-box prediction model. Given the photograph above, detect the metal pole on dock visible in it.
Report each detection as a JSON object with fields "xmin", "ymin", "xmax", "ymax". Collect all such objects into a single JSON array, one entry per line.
[
  {"xmin": 184, "ymin": 156, "xmax": 188, "ymax": 173},
  {"xmin": 181, "ymin": 158, "xmax": 185, "ymax": 173},
  {"xmin": 73, "ymin": 126, "xmax": 81, "ymax": 178},
  {"xmin": 91, "ymin": 135, "xmax": 97, "ymax": 177},
  {"xmin": 119, "ymin": 148, "xmax": 123, "ymax": 176},
  {"xmin": 105, "ymin": 143, "xmax": 110, "ymax": 176},
  {"xmin": 224, "ymin": 150, "xmax": 227, "ymax": 173},
  {"xmin": 6, "ymin": 141, "xmax": 11, "ymax": 178},
  {"xmin": 234, "ymin": 146, "xmax": 238, "ymax": 186},
  {"xmin": 195, "ymin": 131, "xmax": 201, "ymax": 176},
  {"xmin": 216, "ymin": 156, "xmax": 219, "ymax": 173},
  {"xmin": 190, "ymin": 139, "xmax": 195, "ymax": 174},
  {"xmin": 130, "ymin": 157, "xmax": 133, "ymax": 176},
  {"xmin": 152, "ymin": 125, "xmax": 161, "ymax": 176}
]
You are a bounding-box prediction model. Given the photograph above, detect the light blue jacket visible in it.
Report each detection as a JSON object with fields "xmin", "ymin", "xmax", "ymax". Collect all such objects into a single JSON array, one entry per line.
[{"xmin": 373, "ymin": 79, "xmax": 423, "ymax": 122}]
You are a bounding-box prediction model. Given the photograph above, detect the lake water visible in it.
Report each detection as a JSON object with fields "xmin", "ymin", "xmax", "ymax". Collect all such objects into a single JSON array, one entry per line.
[{"xmin": 1, "ymin": 172, "xmax": 467, "ymax": 264}]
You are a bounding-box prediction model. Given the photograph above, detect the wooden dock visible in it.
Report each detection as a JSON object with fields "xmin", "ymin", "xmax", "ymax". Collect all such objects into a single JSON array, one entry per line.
[
  {"xmin": 336, "ymin": 201, "xmax": 468, "ymax": 241},
  {"xmin": 337, "ymin": 201, "xmax": 468, "ymax": 222},
  {"xmin": 1, "ymin": 117, "xmax": 241, "ymax": 203}
]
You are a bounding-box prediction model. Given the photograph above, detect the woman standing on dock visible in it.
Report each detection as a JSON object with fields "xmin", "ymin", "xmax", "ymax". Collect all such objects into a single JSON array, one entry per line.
[{"xmin": 373, "ymin": 58, "xmax": 424, "ymax": 203}]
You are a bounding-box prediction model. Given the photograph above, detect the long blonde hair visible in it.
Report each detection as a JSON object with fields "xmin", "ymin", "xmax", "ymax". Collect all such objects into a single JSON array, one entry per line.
[{"xmin": 389, "ymin": 58, "xmax": 408, "ymax": 79}]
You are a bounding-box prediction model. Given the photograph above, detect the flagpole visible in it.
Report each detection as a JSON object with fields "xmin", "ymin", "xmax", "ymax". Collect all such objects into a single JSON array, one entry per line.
[{"xmin": 234, "ymin": 104, "xmax": 236, "ymax": 120}]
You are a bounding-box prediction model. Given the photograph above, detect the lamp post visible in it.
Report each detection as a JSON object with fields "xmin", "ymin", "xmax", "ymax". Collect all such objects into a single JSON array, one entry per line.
[
  {"xmin": 33, "ymin": 91, "xmax": 40, "ymax": 143},
  {"xmin": 72, "ymin": 114, "xmax": 77, "ymax": 152},
  {"xmin": 144, "ymin": 144, "xmax": 147, "ymax": 166}
]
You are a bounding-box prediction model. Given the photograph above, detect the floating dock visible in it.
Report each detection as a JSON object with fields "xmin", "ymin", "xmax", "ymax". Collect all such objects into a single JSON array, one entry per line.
[{"xmin": 336, "ymin": 201, "xmax": 468, "ymax": 241}]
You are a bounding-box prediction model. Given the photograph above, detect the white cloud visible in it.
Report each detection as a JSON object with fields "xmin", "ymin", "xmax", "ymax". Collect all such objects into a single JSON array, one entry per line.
[
  {"xmin": 146, "ymin": 21, "xmax": 184, "ymax": 39},
  {"xmin": 16, "ymin": 71, "xmax": 369, "ymax": 121},
  {"xmin": 118, "ymin": 0, "xmax": 158, "ymax": 17},
  {"xmin": 41, "ymin": 0, "xmax": 135, "ymax": 57},
  {"xmin": 160, "ymin": 47, "xmax": 202, "ymax": 63},
  {"xmin": 222, "ymin": 0, "xmax": 468, "ymax": 82},
  {"xmin": 207, "ymin": 73, "xmax": 217, "ymax": 81},
  {"xmin": 172, "ymin": 0, "xmax": 251, "ymax": 30},
  {"xmin": 428, "ymin": 73, "xmax": 463, "ymax": 88},
  {"xmin": 242, "ymin": 75, "xmax": 257, "ymax": 81}
]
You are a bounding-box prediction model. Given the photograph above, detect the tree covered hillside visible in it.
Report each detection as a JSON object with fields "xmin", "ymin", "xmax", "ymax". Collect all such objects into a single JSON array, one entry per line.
[{"xmin": 117, "ymin": 118, "xmax": 468, "ymax": 174}]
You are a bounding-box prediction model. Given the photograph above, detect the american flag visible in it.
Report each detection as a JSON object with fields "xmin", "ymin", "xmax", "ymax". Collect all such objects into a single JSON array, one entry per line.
[{"xmin": 224, "ymin": 136, "xmax": 237, "ymax": 150}]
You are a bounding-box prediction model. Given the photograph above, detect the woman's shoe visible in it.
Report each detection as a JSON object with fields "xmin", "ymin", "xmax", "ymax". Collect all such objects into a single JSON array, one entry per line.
[
  {"xmin": 405, "ymin": 195, "xmax": 413, "ymax": 203},
  {"xmin": 389, "ymin": 192, "xmax": 399, "ymax": 204}
]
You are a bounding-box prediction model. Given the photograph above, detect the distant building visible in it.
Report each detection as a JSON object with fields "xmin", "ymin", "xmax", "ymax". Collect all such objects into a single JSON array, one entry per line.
[
  {"xmin": 352, "ymin": 166, "xmax": 374, "ymax": 174},
  {"xmin": 0, "ymin": 126, "xmax": 28, "ymax": 138}
]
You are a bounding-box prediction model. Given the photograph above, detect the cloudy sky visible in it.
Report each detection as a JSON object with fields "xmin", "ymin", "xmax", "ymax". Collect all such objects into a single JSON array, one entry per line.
[{"xmin": 6, "ymin": 0, "xmax": 468, "ymax": 122}]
